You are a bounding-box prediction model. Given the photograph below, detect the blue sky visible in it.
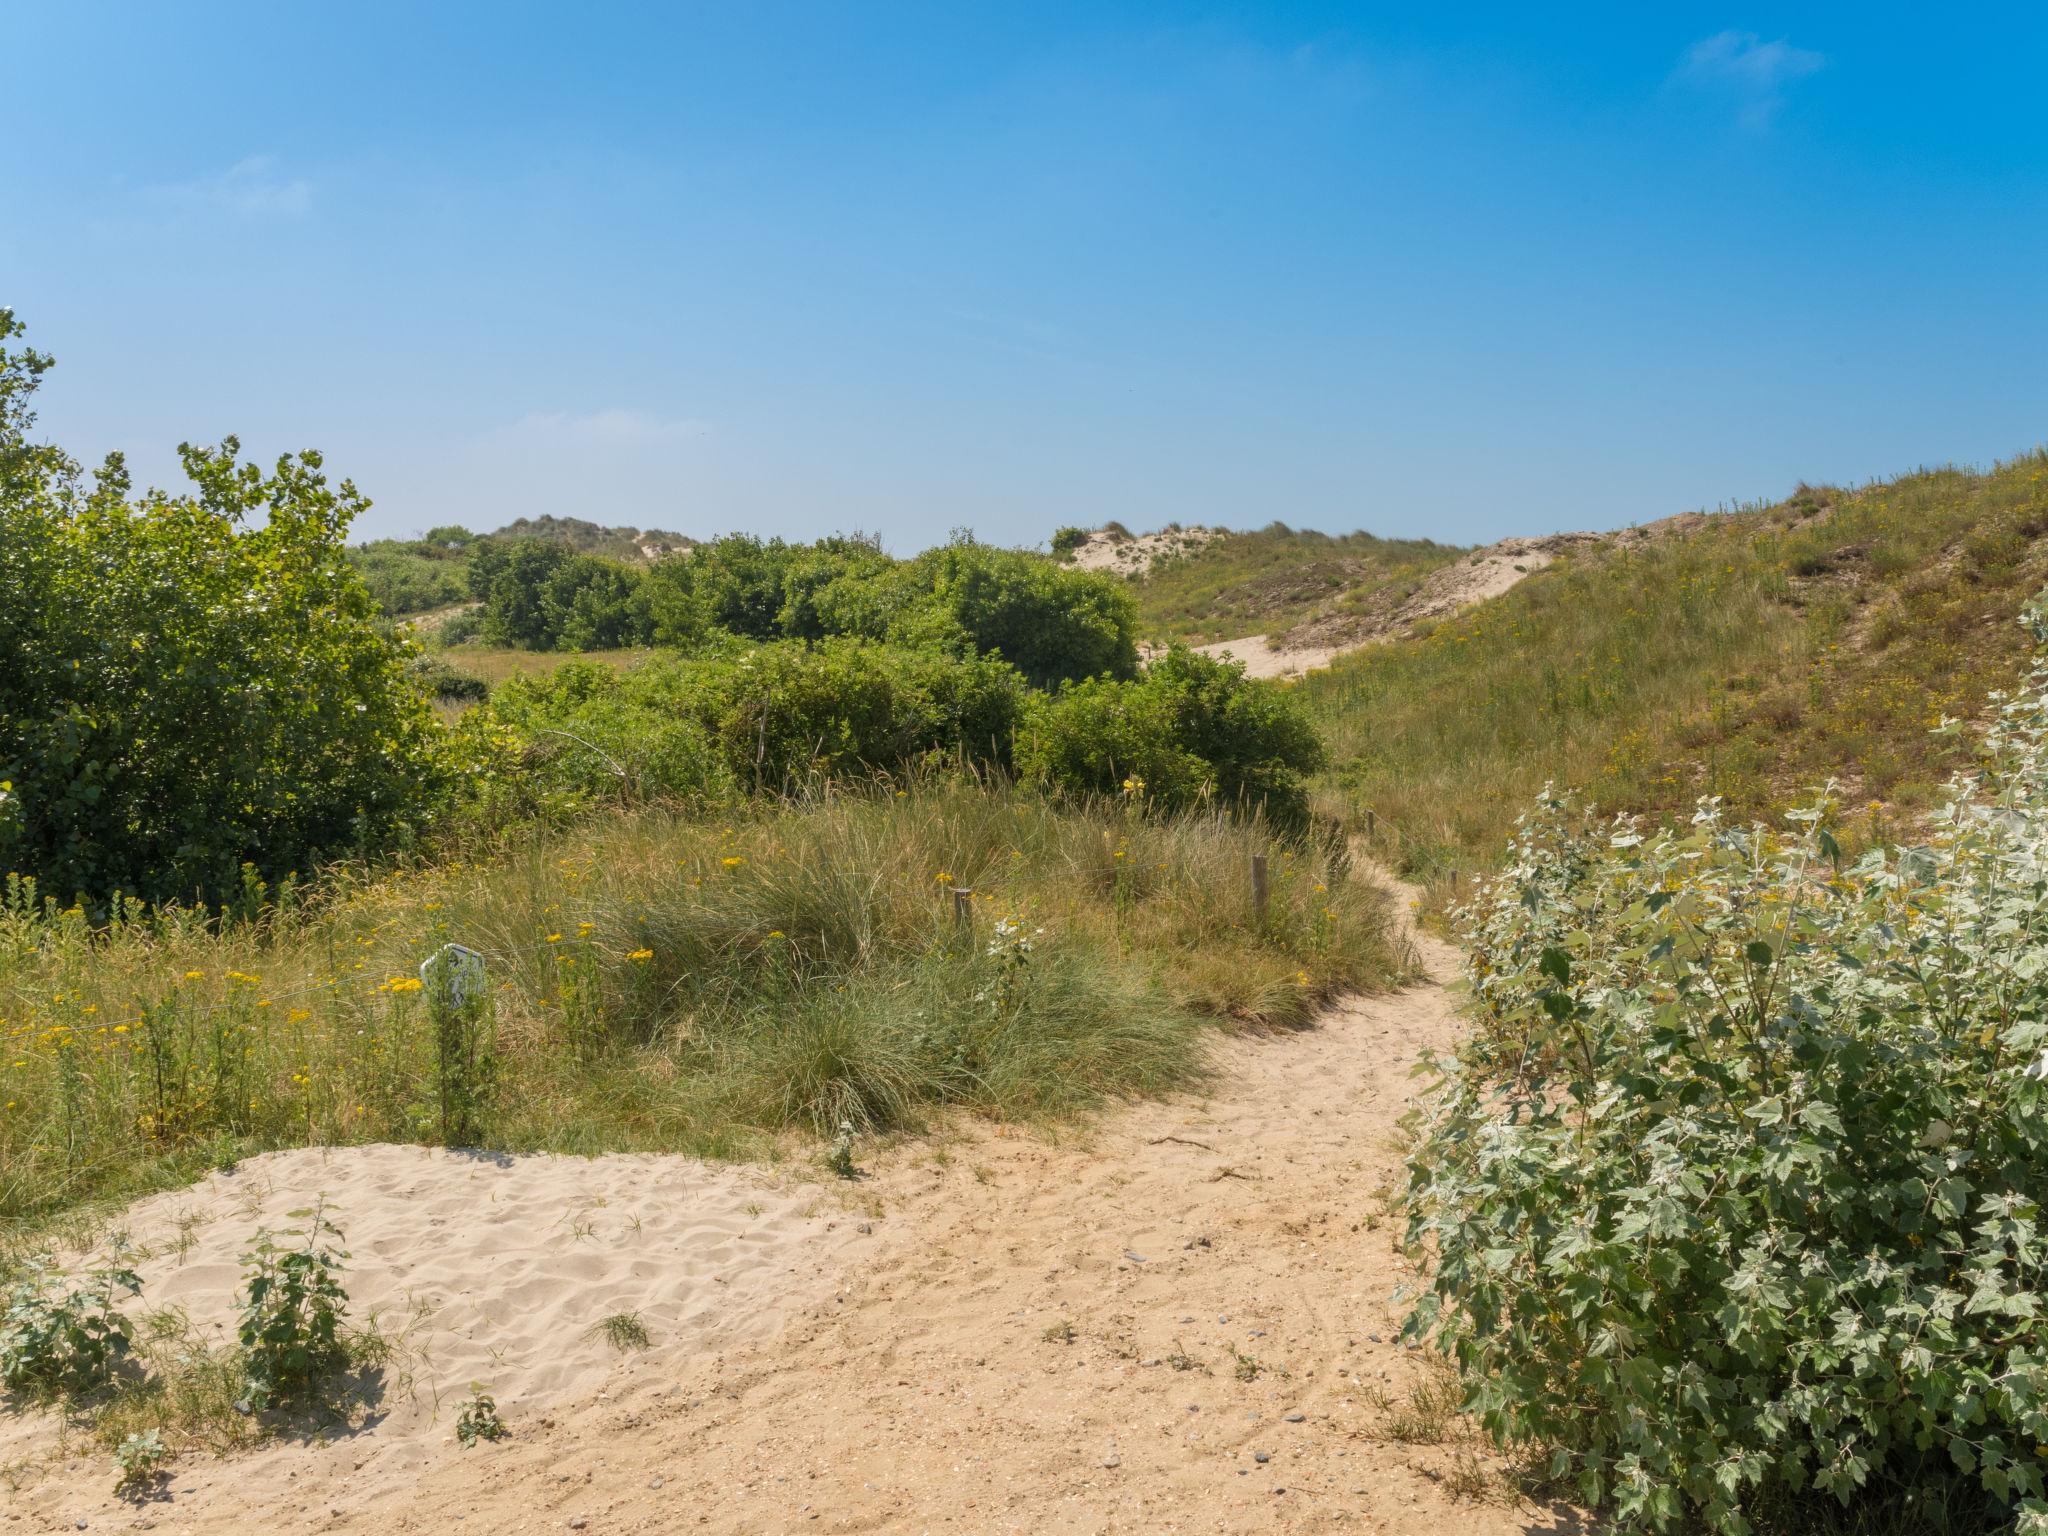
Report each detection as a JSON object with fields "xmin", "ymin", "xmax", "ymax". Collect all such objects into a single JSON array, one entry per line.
[{"xmin": 6, "ymin": 3, "xmax": 2044, "ymax": 548}]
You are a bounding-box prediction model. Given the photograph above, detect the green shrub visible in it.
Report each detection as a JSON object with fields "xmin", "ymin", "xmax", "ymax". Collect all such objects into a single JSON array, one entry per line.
[
  {"xmin": 635, "ymin": 533, "xmax": 1135, "ymax": 688},
  {"xmin": 471, "ymin": 640, "xmax": 1026, "ymax": 811},
  {"xmin": 905, "ymin": 540, "xmax": 1138, "ymax": 688},
  {"xmin": 347, "ymin": 541, "xmax": 473, "ymax": 616},
  {"xmin": 1019, "ymin": 645, "xmax": 1322, "ymax": 827},
  {"xmin": 408, "ymin": 654, "xmax": 489, "ymax": 703},
  {"xmin": 545, "ymin": 554, "xmax": 646, "ymax": 651},
  {"xmin": 0, "ymin": 1251, "xmax": 140, "ymax": 1398},
  {"xmin": 112, "ymin": 1427, "xmax": 172, "ymax": 1490},
  {"xmin": 1406, "ymin": 604, "xmax": 2048, "ymax": 1533},
  {"xmin": 1050, "ymin": 526, "xmax": 1090, "ymax": 559},
  {"xmin": 235, "ymin": 1202, "xmax": 350, "ymax": 1414},
  {"xmin": 0, "ymin": 315, "xmax": 446, "ymax": 908}
]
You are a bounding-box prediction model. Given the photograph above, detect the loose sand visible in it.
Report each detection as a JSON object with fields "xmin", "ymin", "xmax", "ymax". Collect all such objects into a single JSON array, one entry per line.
[
  {"xmin": 4, "ymin": 882, "xmax": 1578, "ymax": 1535},
  {"xmin": 1065, "ymin": 527, "xmax": 1218, "ymax": 577}
]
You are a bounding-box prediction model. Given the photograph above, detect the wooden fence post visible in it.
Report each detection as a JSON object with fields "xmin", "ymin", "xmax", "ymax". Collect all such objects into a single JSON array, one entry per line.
[
  {"xmin": 1251, "ymin": 853, "xmax": 1269, "ymax": 921},
  {"xmin": 952, "ymin": 887, "xmax": 974, "ymax": 930}
]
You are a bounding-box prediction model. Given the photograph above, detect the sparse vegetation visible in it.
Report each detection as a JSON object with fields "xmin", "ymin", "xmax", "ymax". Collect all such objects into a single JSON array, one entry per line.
[
  {"xmin": 454, "ymin": 1384, "xmax": 506, "ymax": 1446},
  {"xmin": 589, "ymin": 1310, "xmax": 651, "ymax": 1353}
]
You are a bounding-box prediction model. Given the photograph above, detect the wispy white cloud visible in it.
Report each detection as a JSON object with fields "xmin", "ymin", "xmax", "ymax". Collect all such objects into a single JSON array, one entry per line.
[
  {"xmin": 507, "ymin": 409, "xmax": 710, "ymax": 446},
  {"xmin": 148, "ymin": 156, "xmax": 312, "ymax": 217},
  {"xmin": 1674, "ymin": 30, "xmax": 1825, "ymax": 127}
]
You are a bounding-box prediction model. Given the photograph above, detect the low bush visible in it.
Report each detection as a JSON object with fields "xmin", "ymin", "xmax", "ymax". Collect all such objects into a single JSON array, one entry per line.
[
  {"xmin": 1019, "ymin": 645, "xmax": 1325, "ymax": 829},
  {"xmin": 0, "ymin": 1250, "xmax": 139, "ymax": 1397},
  {"xmin": 235, "ymin": 1202, "xmax": 351, "ymax": 1414},
  {"xmin": 1405, "ymin": 601, "xmax": 2048, "ymax": 1534}
]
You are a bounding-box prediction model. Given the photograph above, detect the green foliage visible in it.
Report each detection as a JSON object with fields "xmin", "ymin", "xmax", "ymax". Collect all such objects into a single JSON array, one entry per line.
[
  {"xmin": 906, "ymin": 539, "xmax": 1139, "ymax": 687},
  {"xmin": 347, "ymin": 538, "xmax": 472, "ymax": 616},
  {"xmin": 0, "ymin": 321, "xmax": 442, "ymax": 909},
  {"xmin": 469, "ymin": 537, "xmax": 573, "ymax": 647},
  {"xmin": 454, "ymin": 1384, "xmax": 506, "ymax": 1446},
  {"xmin": 0, "ymin": 1250, "xmax": 139, "ymax": 1397},
  {"xmin": 235, "ymin": 1202, "xmax": 350, "ymax": 1414},
  {"xmin": 1406, "ymin": 601, "xmax": 2048, "ymax": 1533},
  {"xmin": 1305, "ymin": 454, "xmax": 2048, "ymax": 901},
  {"xmin": 112, "ymin": 1426, "xmax": 171, "ymax": 1490},
  {"xmin": 1019, "ymin": 645, "xmax": 1324, "ymax": 828},
  {"xmin": 1129, "ymin": 523, "xmax": 1465, "ymax": 644},
  {"xmin": 1051, "ymin": 526, "xmax": 1090, "ymax": 558},
  {"xmin": 469, "ymin": 639, "xmax": 1027, "ymax": 813},
  {"xmin": 625, "ymin": 533, "xmax": 1139, "ymax": 686},
  {"xmin": 547, "ymin": 553, "xmax": 647, "ymax": 651},
  {"xmin": 407, "ymin": 653, "xmax": 490, "ymax": 703}
]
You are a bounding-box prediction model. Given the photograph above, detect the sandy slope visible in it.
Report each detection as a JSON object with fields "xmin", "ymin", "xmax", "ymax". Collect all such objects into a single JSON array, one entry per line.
[
  {"xmin": 1189, "ymin": 535, "xmax": 1600, "ymax": 681},
  {"xmin": 5, "ymin": 888, "xmax": 1579, "ymax": 1536}
]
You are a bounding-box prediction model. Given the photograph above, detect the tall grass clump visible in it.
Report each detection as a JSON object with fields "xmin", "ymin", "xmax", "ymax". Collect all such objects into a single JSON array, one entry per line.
[
  {"xmin": 0, "ymin": 781, "xmax": 1399, "ymax": 1229},
  {"xmin": 1404, "ymin": 597, "xmax": 2048, "ymax": 1534}
]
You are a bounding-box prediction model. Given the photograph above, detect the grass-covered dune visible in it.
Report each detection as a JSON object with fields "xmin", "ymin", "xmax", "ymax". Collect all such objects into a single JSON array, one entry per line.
[
  {"xmin": 1126, "ymin": 523, "xmax": 1469, "ymax": 646},
  {"xmin": 1305, "ymin": 453, "xmax": 2048, "ymax": 897},
  {"xmin": 0, "ymin": 783, "xmax": 1398, "ymax": 1230}
]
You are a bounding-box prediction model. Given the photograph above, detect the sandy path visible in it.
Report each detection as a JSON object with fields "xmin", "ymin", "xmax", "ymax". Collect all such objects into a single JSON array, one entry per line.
[{"xmin": 6, "ymin": 889, "xmax": 1580, "ymax": 1536}]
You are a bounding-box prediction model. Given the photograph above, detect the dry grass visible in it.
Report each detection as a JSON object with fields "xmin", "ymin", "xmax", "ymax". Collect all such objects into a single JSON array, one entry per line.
[{"xmin": 430, "ymin": 645, "xmax": 650, "ymax": 689}]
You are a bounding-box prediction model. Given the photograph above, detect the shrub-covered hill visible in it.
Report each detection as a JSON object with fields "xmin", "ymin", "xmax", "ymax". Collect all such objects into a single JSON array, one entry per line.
[
  {"xmin": 1304, "ymin": 453, "xmax": 2048, "ymax": 894},
  {"xmin": 347, "ymin": 517, "xmax": 690, "ymax": 618},
  {"xmin": 1097, "ymin": 522, "xmax": 1470, "ymax": 646}
]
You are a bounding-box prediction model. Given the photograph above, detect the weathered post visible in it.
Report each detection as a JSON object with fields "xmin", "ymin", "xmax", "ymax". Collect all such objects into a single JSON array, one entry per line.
[
  {"xmin": 952, "ymin": 886, "xmax": 974, "ymax": 930},
  {"xmin": 1251, "ymin": 853, "xmax": 1269, "ymax": 922}
]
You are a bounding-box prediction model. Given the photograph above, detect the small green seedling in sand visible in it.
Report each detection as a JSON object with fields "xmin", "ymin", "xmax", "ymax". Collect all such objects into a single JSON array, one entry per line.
[
  {"xmin": 455, "ymin": 1385, "xmax": 507, "ymax": 1446},
  {"xmin": 825, "ymin": 1120, "xmax": 859, "ymax": 1180},
  {"xmin": 1041, "ymin": 1320, "xmax": 1077, "ymax": 1345},
  {"xmin": 112, "ymin": 1429, "xmax": 171, "ymax": 1492},
  {"xmin": 590, "ymin": 1311, "xmax": 651, "ymax": 1354},
  {"xmin": 1233, "ymin": 1351, "xmax": 1263, "ymax": 1382}
]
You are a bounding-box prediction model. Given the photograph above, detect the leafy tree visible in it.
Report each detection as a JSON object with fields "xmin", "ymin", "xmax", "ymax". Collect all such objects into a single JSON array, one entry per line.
[
  {"xmin": 546, "ymin": 554, "xmax": 646, "ymax": 651},
  {"xmin": 0, "ymin": 315, "xmax": 445, "ymax": 907},
  {"xmin": 907, "ymin": 539, "xmax": 1139, "ymax": 688},
  {"xmin": 470, "ymin": 537, "xmax": 572, "ymax": 647},
  {"xmin": 686, "ymin": 534, "xmax": 798, "ymax": 640}
]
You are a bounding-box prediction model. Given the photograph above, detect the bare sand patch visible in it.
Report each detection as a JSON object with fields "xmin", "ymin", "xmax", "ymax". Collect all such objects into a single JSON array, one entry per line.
[
  {"xmin": 1066, "ymin": 525, "xmax": 1218, "ymax": 577},
  {"xmin": 1, "ymin": 1144, "xmax": 871, "ymax": 1524}
]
